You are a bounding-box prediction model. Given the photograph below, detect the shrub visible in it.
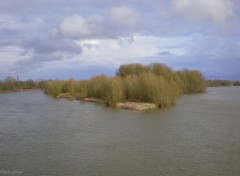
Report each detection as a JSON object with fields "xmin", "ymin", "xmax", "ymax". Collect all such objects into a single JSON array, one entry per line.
[
  {"xmin": 75, "ymin": 80, "xmax": 89, "ymax": 98},
  {"xmin": 43, "ymin": 63, "xmax": 207, "ymax": 108},
  {"xmin": 87, "ymin": 74, "xmax": 109, "ymax": 99},
  {"xmin": 176, "ymin": 70, "xmax": 207, "ymax": 93},
  {"xmin": 45, "ymin": 80, "xmax": 64, "ymax": 96},
  {"xmin": 123, "ymin": 73, "xmax": 177, "ymax": 107},
  {"xmin": 104, "ymin": 77, "xmax": 124, "ymax": 106},
  {"xmin": 62, "ymin": 79, "xmax": 77, "ymax": 94}
]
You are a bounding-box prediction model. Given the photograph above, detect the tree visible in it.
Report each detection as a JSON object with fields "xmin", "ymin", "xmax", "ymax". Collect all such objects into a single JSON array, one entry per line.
[{"xmin": 116, "ymin": 63, "xmax": 150, "ymax": 77}]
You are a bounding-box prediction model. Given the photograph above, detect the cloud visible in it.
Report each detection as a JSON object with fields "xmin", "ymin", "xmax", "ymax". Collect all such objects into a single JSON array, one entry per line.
[
  {"xmin": 56, "ymin": 7, "xmax": 142, "ymax": 39},
  {"xmin": 0, "ymin": 16, "xmax": 44, "ymax": 47},
  {"xmin": 0, "ymin": 15, "xmax": 82, "ymax": 73},
  {"xmin": 75, "ymin": 35, "xmax": 191, "ymax": 67},
  {"xmin": 0, "ymin": 0, "xmax": 240, "ymax": 79},
  {"xmin": 23, "ymin": 37, "xmax": 82, "ymax": 55},
  {"xmin": 58, "ymin": 15, "xmax": 96, "ymax": 38},
  {"xmin": 109, "ymin": 6, "xmax": 141, "ymax": 29},
  {"xmin": 0, "ymin": 15, "xmax": 43, "ymax": 30},
  {"xmin": 172, "ymin": 0, "xmax": 235, "ymax": 27},
  {"xmin": 77, "ymin": 35, "xmax": 161, "ymax": 66},
  {"xmin": 10, "ymin": 36, "xmax": 83, "ymax": 73},
  {"xmin": 11, "ymin": 51, "xmax": 78, "ymax": 73}
]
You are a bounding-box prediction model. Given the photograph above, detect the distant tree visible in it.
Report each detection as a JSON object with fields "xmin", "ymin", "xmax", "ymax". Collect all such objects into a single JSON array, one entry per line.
[
  {"xmin": 116, "ymin": 63, "xmax": 150, "ymax": 77},
  {"xmin": 0, "ymin": 81, "xmax": 3, "ymax": 92},
  {"xmin": 208, "ymin": 80, "xmax": 235, "ymax": 87},
  {"xmin": 3, "ymin": 76, "xmax": 17, "ymax": 91},
  {"xmin": 25, "ymin": 79, "xmax": 36, "ymax": 89},
  {"xmin": 234, "ymin": 81, "xmax": 240, "ymax": 86},
  {"xmin": 221, "ymin": 80, "xmax": 234, "ymax": 86},
  {"xmin": 37, "ymin": 80, "xmax": 47, "ymax": 89}
]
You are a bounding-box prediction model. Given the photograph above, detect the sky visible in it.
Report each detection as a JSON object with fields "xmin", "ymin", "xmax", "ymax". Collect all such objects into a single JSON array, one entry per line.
[{"xmin": 0, "ymin": 0, "xmax": 240, "ymax": 80}]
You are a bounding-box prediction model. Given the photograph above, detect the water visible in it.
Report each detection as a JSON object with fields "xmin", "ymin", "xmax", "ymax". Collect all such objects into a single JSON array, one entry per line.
[{"xmin": 0, "ymin": 87, "xmax": 239, "ymax": 176}]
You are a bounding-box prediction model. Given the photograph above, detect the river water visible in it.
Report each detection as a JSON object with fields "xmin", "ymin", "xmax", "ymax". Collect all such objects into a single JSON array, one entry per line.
[{"xmin": 0, "ymin": 87, "xmax": 239, "ymax": 176}]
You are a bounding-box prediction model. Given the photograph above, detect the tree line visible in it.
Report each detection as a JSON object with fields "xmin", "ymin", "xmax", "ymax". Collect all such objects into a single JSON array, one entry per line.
[
  {"xmin": 0, "ymin": 76, "xmax": 46, "ymax": 92},
  {"xmin": 3, "ymin": 64, "xmax": 239, "ymax": 108},
  {"xmin": 207, "ymin": 80, "xmax": 240, "ymax": 87},
  {"xmin": 44, "ymin": 63, "xmax": 207, "ymax": 107}
]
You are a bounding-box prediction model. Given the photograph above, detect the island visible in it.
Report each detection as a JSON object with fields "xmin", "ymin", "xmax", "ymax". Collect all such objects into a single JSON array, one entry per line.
[{"xmin": 44, "ymin": 63, "xmax": 208, "ymax": 110}]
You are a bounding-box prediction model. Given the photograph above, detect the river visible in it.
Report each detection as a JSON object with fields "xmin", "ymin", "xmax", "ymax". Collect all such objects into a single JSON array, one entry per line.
[{"xmin": 0, "ymin": 87, "xmax": 239, "ymax": 176}]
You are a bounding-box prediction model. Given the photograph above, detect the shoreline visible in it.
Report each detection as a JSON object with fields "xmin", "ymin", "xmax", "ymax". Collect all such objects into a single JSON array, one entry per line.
[
  {"xmin": 56, "ymin": 93, "xmax": 158, "ymax": 111},
  {"xmin": 0, "ymin": 89, "xmax": 42, "ymax": 94}
]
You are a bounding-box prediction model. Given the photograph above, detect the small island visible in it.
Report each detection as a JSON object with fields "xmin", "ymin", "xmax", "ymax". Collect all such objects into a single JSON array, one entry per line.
[{"xmin": 44, "ymin": 63, "xmax": 208, "ymax": 110}]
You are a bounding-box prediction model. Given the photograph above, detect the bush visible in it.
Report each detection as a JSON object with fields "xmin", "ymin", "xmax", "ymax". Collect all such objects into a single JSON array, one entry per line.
[
  {"xmin": 176, "ymin": 70, "xmax": 207, "ymax": 93},
  {"xmin": 62, "ymin": 79, "xmax": 77, "ymax": 94},
  {"xmin": 87, "ymin": 74, "xmax": 109, "ymax": 99},
  {"xmin": 43, "ymin": 63, "xmax": 207, "ymax": 108},
  {"xmin": 123, "ymin": 73, "xmax": 178, "ymax": 107},
  {"xmin": 75, "ymin": 80, "xmax": 89, "ymax": 98},
  {"xmin": 105, "ymin": 77, "xmax": 124, "ymax": 106},
  {"xmin": 45, "ymin": 80, "xmax": 65, "ymax": 96}
]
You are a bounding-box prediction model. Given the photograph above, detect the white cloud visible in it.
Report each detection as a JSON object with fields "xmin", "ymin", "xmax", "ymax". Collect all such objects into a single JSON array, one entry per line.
[
  {"xmin": 59, "ymin": 14, "xmax": 94, "ymax": 38},
  {"xmin": 0, "ymin": 15, "xmax": 43, "ymax": 30},
  {"xmin": 76, "ymin": 34, "xmax": 189, "ymax": 66},
  {"xmin": 173, "ymin": 0, "xmax": 235, "ymax": 27},
  {"xmin": 0, "ymin": 0, "xmax": 239, "ymax": 79},
  {"xmin": 109, "ymin": 6, "xmax": 141, "ymax": 29},
  {"xmin": 77, "ymin": 35, "xmax": 158, "ymax": 64},
  {"xmin": 0, "ymin": 46, "xmax": 25, "ymax": 72},
  {"xmin": 57, "ymin": 8, "xmax": 142, "ymax": 39}
]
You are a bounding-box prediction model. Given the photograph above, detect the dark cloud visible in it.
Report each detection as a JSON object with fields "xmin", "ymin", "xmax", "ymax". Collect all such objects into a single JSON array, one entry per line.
[
  {"xmin": 23, "ymin": 37, "xmax": 82, "ymax": 55},
  {"xmin": 0, "ymin": 29, "xmax": 22, "ymax": 46},
  {"xmin": 0, "ymin": 0, "xmax": 240, "ymax": 79},
  {"xmin": 11, "ymin": 36, "xmax": 82, "ymax": 73},
  {"xmin": 11, "ymin": 51, "xmax": 77, "ymax": 73},
  {"xmin": 0, "ymin": 15, "xmax": 82, "ymax": 72}
]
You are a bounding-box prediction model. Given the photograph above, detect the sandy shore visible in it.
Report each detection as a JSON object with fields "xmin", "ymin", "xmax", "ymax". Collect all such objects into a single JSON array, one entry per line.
[
  {"xmin": 117, "ymin": 102, "xmax": 158, "ymax": 110},
  {"xmin": 56, "ymin": 93, "xmax": 158, "ymax": 111}
]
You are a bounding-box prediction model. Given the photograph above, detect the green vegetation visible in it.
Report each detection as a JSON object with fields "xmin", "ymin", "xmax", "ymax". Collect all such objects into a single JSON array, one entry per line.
[
  {"xmin": 3, "ymin": 64, "xmax": 239, "ymax": 109},
  {"xmin": 45, "ymin": 63, "xmax": 207, "ymax": 108},
  {"xmin": 0, "ymin": 76, "xmax": 46, "ymax": 93},
  {"xmin": 0, "ymin": 63, "xmax": 209, "ymax": 108},
  {"xmin": 207, "ymin": 80, "xmax": 240, "ymax": 87},
  {"xmin": 176, "ymin": 70, "xmax": 207, "ymax": 93},
  {"xmin": 43, "ymin": 80, "xmax": 65, "ymax": 96},
  {"xmin": 116, "ymin": 63, "xmax": 150, "ymax": 77}
]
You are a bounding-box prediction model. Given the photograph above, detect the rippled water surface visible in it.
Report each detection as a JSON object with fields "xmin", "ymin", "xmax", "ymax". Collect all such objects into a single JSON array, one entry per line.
[{"xmin": 0, "ymin": 87, "xmax": 240, "ymax": 176}]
